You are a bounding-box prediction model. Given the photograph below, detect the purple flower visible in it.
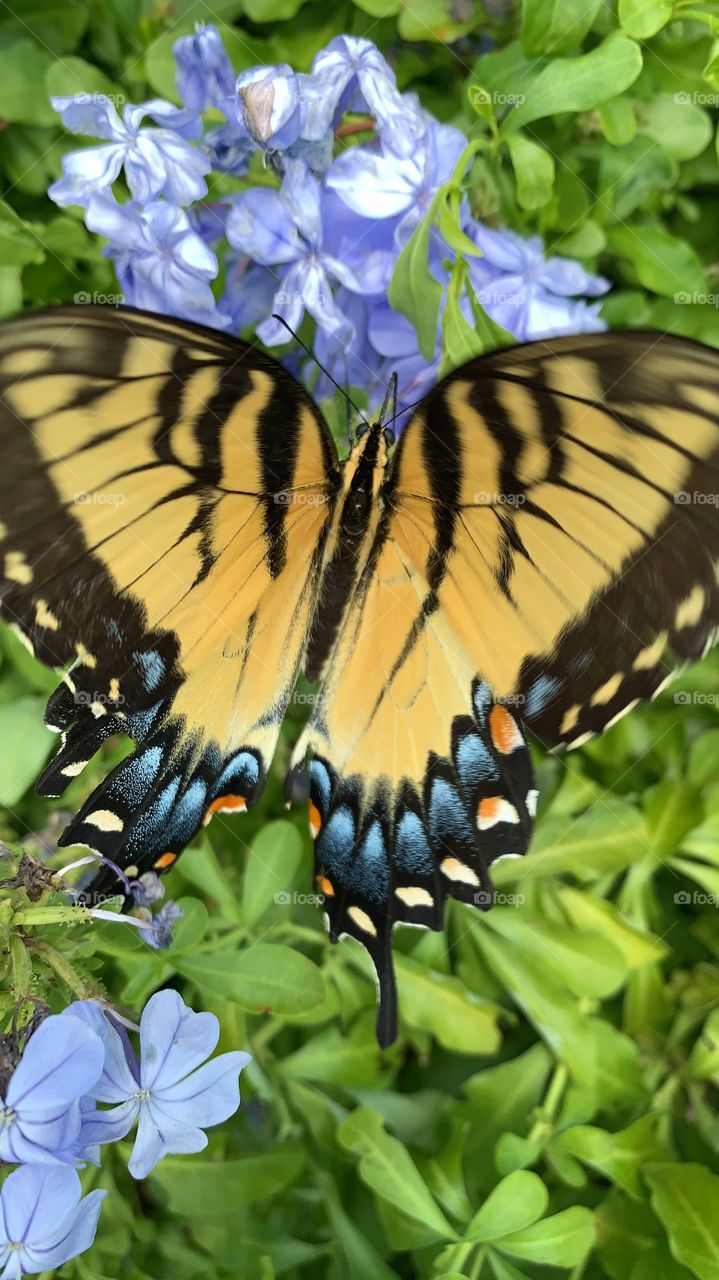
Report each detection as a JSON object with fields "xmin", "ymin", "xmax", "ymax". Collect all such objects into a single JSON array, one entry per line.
[
  {"xmin": 227, "ymin": 160, "xmax": 365, "ymax": 345},
  {"xmin": 326, "ymin": 121, "xmax": 467, "ymax": 247},
  {"xmin": 467, "ymin": 223, "xmax": 609, "ymax": 341},
  {"xmin": 138, "ymin": 900, "xmax": 184, "ymax": 949},
  {"xmin": 311, "ymin": 36, "xmax": 423, "ymax": 156},
  {"xmin": 85, "ymin": 193, "xmax": 223, "ymax": 327},
  {"xmin": 173, "ymin": 25, "xmax": 236, "ymax": 113},
  {"xmin": 130, "ymin": 871, "xmax": 165, "ymax": 907},
  {"xmin": 0, "ymin": 1016, "xmax": 104, "ymax": 1165},
  {"xmin": 67, "ymin": 992, "xmax": 250, "ymax": 1179},
  {"xmin": 49, "ymin": 95, "xmax": 209, "ymax": 208},
  {"xmin": 0, "ymin": 1165, "xmax": 105, "ymax": 1279}
]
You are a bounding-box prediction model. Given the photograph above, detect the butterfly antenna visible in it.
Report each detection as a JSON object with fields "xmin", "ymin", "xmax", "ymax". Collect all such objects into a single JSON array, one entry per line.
[
  {"xmin": 377, "ymin": 371, "xmax": 398, "ymax": 428},
  {"xmin": 271, "ymin": 315, "xmax": 367, "ymax": 427}
]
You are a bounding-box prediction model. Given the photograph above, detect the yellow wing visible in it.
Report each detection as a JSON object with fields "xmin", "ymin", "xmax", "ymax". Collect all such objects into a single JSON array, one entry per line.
[
  {"xmin": 0, "ymin": 305, "xmax": 337, "ymax": 891},
  {"xmin": 292, "ymin": 330, "xmax": 719, "ymax": 1044}
]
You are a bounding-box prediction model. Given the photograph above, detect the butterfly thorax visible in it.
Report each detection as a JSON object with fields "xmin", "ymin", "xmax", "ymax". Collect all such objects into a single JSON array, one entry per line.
[{"xmin": 304, "ymin": 423, "xmax": 391, "ymax": 682}]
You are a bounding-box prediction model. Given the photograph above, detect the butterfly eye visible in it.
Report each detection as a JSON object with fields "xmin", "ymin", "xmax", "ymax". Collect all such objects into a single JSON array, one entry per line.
[
  {"xmin": 355, "ymin": 423, "xmax": 369, "ymax": 442},
  {"xmin": 383, "ymin": 427, "xmax": 395, "ymax": 447}
]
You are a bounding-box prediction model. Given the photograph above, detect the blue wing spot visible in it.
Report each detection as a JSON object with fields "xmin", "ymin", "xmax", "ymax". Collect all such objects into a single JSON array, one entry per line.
[
  {"xmin": 351, "ymin": 820, "xmax": 390, "ymax": 902},
  {"xmin": 134, "ymin": 649, "xmax": 165, "ymax": 692},
  {"xmin": 167, "ymin": 778, "xmax": 207, "ymax": 844},
  {"xmin": 319, "ymin": 805, "xmax": 355, "ymax": 876},
  {"xmin": 309, "ymin": 759, "xmax": 332, "ymax": 815},
  {"xmin": 456, "ymin": 732, "xmax": 499, "ymax": 792},
  {"xmin": 216, "ymin": 750, "xmax": 260, "ymax": 795},
  {"xmin": 473, "ymin": 681, "xmax": 493, "ymax": 724},
  {"xmin": 525, "ymin": 674, "xmax": 564, "ymax": 718},
  {"xmin": 428, "ymin": 777, "xmax": 475, "ymax": 847},
  {"xmin": 395, "ymin": 811, "xmax": 433, "ymax": 877}
]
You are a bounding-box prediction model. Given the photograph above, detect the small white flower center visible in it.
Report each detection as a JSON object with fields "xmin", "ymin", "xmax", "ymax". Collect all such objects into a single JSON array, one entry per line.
[
  {"xmin": 0, "ymin": 1105, "xmax": 16, "ymax": 1129},
  {"xmin": 134, "ymin": 1089, "xmax": 152, "ymax": 1102}
]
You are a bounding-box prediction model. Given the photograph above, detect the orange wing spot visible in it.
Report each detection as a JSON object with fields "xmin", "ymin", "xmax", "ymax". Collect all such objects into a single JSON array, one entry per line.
[
  {"xmin": 154, "ymin": 851, "xmax": 177, "ymax": 870},
  {"xmin": 315, "ymin": 875, "xmax": 335, "ymax": 897},
  {"xmin": 202, "ymin": 794, "xmax": 247, "ymax": 826},
  {"xmin": 478, "ymin": 796, "xmax": 502, "ymax": 824},
  {"xmin": 308, "ymin": 800, "xmax": 322, "ymax": 838},
  {"xmin": 489, "ymin": 704, "xmax": 522, "ymax": 754}
]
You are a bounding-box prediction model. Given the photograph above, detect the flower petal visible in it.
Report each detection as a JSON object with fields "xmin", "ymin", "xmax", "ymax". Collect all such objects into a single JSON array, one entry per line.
[
  {"xmin": 139, "ymin": 989, "xmax": 219, "ymax": 1091},
  {"xmin": 7, "ymin": 1016, "xmax": 104, "ymax": 1113},
  {"xmin": 51, "ymin": 94, "xmax": 124, "ymax": 140},
  {"xmin": 154, "ymin": 1050, "xmax": 250, "ymax": 1127},
  {"xmin": 326, "ymin": 148, "xmax": 418, "ymax": 218},
  {"xmin": 226, "ymin": 189, "xmax": 301, "ymax": 265},
  {"xmin": 128, "ymin": 1103, "xmax": 207, "ymax": 1179}
]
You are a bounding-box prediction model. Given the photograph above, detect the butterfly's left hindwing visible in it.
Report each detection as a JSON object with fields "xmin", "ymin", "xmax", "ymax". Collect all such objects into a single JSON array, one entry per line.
[{"xmin": 0, "ymin": 305, "xmax": 337, "ymax": 894}]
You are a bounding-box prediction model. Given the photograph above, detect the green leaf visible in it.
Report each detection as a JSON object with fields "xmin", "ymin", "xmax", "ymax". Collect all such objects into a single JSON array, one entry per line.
[
  {"xmin": 388, "ymin": 191, "xmax": 443, "ymax": 360},
  {"xmin": 507, "ymin": 34, "xmax": 643, "ymax": 129},
  {"xmin": 689, "ymin": 731, "xmax": 719, "ymax": 789},
  {"xmin": 638, "ymin": 94, "xmax": 712, "ymax": 161},
  {"xmin": 464, "ymin": 1171, "xmax": 548, "ymax": 1243},
  {"xmin": 599, "ymin": 97, "xmax": 637, "ymax": 145},
  {"xmin": 0, "ymin": 39, "xmax": 55, "ymax": 124},
  {"xmin": 44, "ymin": 56, "xmax": 124, "ymax": 104},
  {"xmin": 556, "ymin": 887, "xmax": 667, "ymax": 969},
  {"xmin": 0, "ymin": 0, "xmax": 88, "ymax": 55},
  {"xmin": 505, "ymin": 135, "xmax": 555, "ymax": 210},
  {"xmin": 279, "ymin": 1012, "xmax": 388, "ymax": 1086},
  {"xmin": 521, "ymin": 0, "xmax": 603, "ymax": 56},
  {"xmin": 0, "ymin": 696, "xmax": 53, "ymax": 805},
  {"xmin": 646, "ymin": 1163, "xmax": 719, "ymax": 1280},
  {"xmin": 395, "ymin": 952, "xmax": 501, "ymax": 1053},
  {"xmin": 176, "ymin": 943, "xmax": 325, "ymax": 1016},
  {"xmin": 338, "ymin": 1108, "xmax": 456, "ymax": 1241},
  {"xmin": 148, "ymin": 1148, "xmax": 305, "ymax": 1216},
  {"xmin": 618, "ymin": 0, "xmax": 674, "ymax": 39},
  {"xmin": 644, "ymin": 780, "xmax": 703, "ymax": 858},
  {"xmin": 242, "ymin": 820, "xmax": 303, "ymax": 927},
  {"xmin": 0, "ymin": 201, "xmax": 43, "ymax": 268},
  {"xmin": 556, "ymin": 1116, "xmax": 667, "ymax": 1198},
  {"xmin": 605, "ymin": 224, "xmax": 705, "ymax": 297},
  {"xmin": 0, "ymin": 267, "xmax": 22, "ymax": 320},
  {"xmin": 497, "ymin": 1207, "xmax": 595, "ymax": 1266},
  {"xmin": 482, "ymin": 910, "xmax": 627, "ymax": 999}
]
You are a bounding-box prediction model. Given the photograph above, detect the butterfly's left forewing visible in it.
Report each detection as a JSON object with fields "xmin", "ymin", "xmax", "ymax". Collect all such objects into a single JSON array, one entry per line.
[{"xmin": 0, "ymin": 306, "xmax": 337, "ymax": 894}]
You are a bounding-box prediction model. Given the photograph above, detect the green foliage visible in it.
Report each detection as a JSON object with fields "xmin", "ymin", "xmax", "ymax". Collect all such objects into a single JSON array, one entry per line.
[{"xmin": 1, "ymin": 2, "xmax": 719, "ymax": 1278}]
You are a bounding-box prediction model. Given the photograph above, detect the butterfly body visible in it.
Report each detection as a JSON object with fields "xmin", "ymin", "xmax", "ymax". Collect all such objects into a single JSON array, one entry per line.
[{"xmin": 1, "ymin": 305, "xmax": 718, "ymax": 1046}]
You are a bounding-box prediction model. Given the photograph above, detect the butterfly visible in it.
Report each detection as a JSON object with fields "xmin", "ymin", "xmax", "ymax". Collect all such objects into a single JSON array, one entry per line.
[{"xmin": 1, "ymin": 305, "xmax": 718, "ymax": 1045}]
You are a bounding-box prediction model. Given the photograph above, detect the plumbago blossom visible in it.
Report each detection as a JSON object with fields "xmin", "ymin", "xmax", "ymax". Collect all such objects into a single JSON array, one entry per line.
[
  {"xmin": 0, "ymin": 993, "xmax": 249, "ymax": 1274},
  {"xmin": 48, "ymin": 27, "xmax": 609, "ymax": 423}
]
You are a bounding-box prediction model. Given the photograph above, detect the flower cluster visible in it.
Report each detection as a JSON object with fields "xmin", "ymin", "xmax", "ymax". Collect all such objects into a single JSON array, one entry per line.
[
  {"xmin": 50, "ymin": 28, "xmax": 608, "ymax": 424},
  {"xmin": 0, "ymin": 992, "xmax": 249, "ymax": 1275}
]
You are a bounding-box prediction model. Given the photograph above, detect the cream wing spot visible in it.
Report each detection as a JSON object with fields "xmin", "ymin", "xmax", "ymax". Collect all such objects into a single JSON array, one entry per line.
[
  {"xmin": 675, "ymin": 585, "xmax": 705, "ymax": 630},
  {"xmin": 348, "ymin": 906, "xmax": 377, "ymax": 937},
  {"xmin": 4, "ymin": 551, "xmax": 32, "ymax": 584},
  {"xmin": 85, "ymin": 809, "xmax": 124, "ymax": 832},
  {"xmin": 440, "ymin": 857, "xmax": 481, "ymax": 887},
  {"xmin": 395, "ymin": 886, "xmax": 434, "ymax": 909},
  {"xmin": 35, "ymin": 599, "xmax": 60, "ymax": 631}
]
